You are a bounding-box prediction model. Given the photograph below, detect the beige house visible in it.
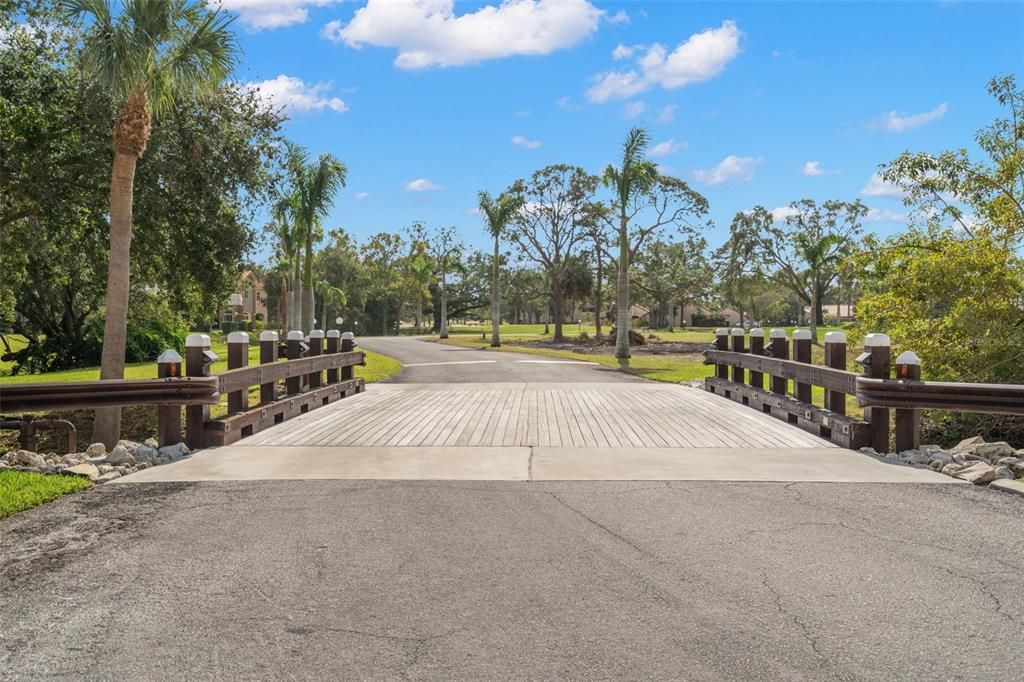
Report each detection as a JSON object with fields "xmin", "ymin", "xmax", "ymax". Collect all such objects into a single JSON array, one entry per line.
[
  {"xmin": 222, "ymin": 270, "xmax": 268, "ymax": 324},
  {"xmin": 631, "ymin": 304, "xmax": 743, "ymax": 328},
  {"xmin": 804, "ymin": 303, "xmax": 856, "ymax": 323}
]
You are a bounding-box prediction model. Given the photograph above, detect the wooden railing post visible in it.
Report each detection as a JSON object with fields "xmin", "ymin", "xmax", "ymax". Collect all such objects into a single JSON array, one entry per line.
[
  {"xmin": 714, "ymin": 328, "xmax": 729, "ymax": 379},
  {"xmin": 308, "ymin": 330, "xmax": 324, "ymax": 389},
  {"xmin": 156, "ymin": 349, "xmax": 182, "ymax": 447},
  {"xmin": 749, "ymin": 328, "xmax": 765, "ymax": 390},
  {"xmin": 768, "ymin": 329, "xmax": 789, "ymax": 395},
  {"xmin": 730, "ymin": 328, "xmax": 746, "ymax": 384},
  {"xmin": 824, "ymin": 331, "xmax": 847, "ymax": 415},
  {"xmin": 227, "ymin": 331, "xmax": 249, "ymax": 415},
  {"xmin": 185, "ymin": 333, "xmax": 214, "ymax": 450},
  {"xmin": 894, "ymin": 351, "xmax": 922, "ymax": 452},
  {"xmin": 792, "ymin": 329, "xmax": 812, "ymax": 403},
  {"xmin": 341, "ymin": 332, "xmax": 355, "ymax": 381},
  {"xmin": 286, "ymin": 331, "xmax": 305, "ymax": 396},
  {"xmin": 863, "ymin": 333, "xmax": 892, "ymax": 452},
  {"xmin": 259, "ymin": 331, "xmax": 278, "ymax": 404},
  {"xmin": 326, "ymin": 330, "xmax": 340, "ymax": 385}
]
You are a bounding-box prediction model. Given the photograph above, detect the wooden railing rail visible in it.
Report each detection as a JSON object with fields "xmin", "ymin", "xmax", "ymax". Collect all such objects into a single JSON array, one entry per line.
[{"xmin": 703, "ymin": 349, "xmax": 857, "ymax": 395}]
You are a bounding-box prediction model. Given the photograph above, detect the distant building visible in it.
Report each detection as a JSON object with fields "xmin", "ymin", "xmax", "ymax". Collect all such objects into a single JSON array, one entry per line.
[
  {"xmin": 631, "ymin": 304, "xmax": 743, "ymax": 327},
  {"xmin": 221, "ymin": 270, "xmax": 267, "ymax": 324},
  {"xmin": 805, "ymin": 303, "xmax": 856, "ymax": 323}
]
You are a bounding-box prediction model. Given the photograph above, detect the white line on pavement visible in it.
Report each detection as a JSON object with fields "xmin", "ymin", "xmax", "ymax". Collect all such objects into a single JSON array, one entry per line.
[
  {"xmin": 405, "ymin": 360, "xmax": 498, "ymax": 367},
  {"xmin": 515, "ymin": 360, "xmax": 599, "ymax": 365}
]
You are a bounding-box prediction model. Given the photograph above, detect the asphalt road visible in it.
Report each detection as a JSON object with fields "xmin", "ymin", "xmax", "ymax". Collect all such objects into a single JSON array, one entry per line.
[{"xmin": 2, "ymin": 480, "xmax": 1022, "ymax": 680}]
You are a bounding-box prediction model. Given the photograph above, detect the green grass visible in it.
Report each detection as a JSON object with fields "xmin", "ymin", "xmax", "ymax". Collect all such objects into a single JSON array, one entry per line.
[
  {"xmin": 429, "ymin": 323, "xmax": 851, "ymax": 345},
  {"xmin": 357, "ymin": 350, "xmax": 402, "ymax": 383},
  {"xmin": 0, "ymin": 469, "xmax": 92, "ymax": 519}
]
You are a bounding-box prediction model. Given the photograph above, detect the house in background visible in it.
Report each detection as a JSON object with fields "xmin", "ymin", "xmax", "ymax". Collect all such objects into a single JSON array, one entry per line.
[
  {"xmin": 804, "ymin": 303, "xmax": 856, "ymax": 323},
  {"xmin": 221, "ymin": 270, "xmax": 267, "ymax": 325},
  {"xmin": 631, "ymin": 304, "xmax": 743, "ymax": 328}
]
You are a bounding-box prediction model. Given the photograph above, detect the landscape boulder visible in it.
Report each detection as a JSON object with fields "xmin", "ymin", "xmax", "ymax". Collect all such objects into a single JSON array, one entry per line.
[
  {"xmin": 158, "ymin": 442, "xmax": 191, "ymax": 461},
  {"xmin": 974, "ymin": 442, "xmax": 1015, "ymax": 460},
  {"xmin": 84, "ymin": 442, "xmax": 106, "ymax": 457},
  {"xmin": 14, "ymin": 450, "xmax": 45, "ymax": 468},
  {"xmin": 106, "ymin": 445, "xmax": 135, "ymax": 466},
  {"xmin": 949, "ymin": 461, "xmax": 1000, "ymax": 485},
  {"xmin": 63, "ymin": 463, "xmax": 100, "ymax": 481}
]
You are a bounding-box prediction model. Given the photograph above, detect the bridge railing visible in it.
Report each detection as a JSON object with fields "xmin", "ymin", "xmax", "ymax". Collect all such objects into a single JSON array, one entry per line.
[
  {"xmin": 0, "ymin": 330, "xmax": 365, "ymax": 451},
  {"xmin": 702, "ymin": 328, "xmax": 1024, "ymax": 453}
]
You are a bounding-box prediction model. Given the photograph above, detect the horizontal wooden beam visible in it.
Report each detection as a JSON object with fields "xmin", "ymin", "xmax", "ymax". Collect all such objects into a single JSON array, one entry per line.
[
  {"xmin": 217, "ymin": 351, "xmax": 364, "ymax": 394},
  {"xmin": 856, "ymin": 377, "xmax": 1024, "ymax": 415},
  {"xmin": 704, "ymin": 349, "xmax": 858, "ymax": 394},
  {"xmin": 0, "ymin": 376, "xmax": 220, "ymax": 412}
]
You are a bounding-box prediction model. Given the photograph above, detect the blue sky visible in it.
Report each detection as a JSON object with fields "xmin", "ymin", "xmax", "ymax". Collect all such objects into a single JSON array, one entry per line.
[{"xmin": 222, "ymin": 0, "xmax": 1023, "ymax": 259}]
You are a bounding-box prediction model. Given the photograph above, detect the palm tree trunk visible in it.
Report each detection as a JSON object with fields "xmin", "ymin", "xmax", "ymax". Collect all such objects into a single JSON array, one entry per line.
[
  {"xmin": 416, "ymin": 295, "xmax": 423, "ymax": 334},
  {"xmin": 810, "ymin": 287, "xmax": 818, "ymax": 342},
  {"xmin": 93, "ymin": 150, "xmax": 139, "ymax": 448},
  {"xmin": 439, "ymin": 268, "xmax": 449, "ymax": 339},
  {"xmin": 491, "ymin": 236, "xmax": 501, "ymax": 347},
  {"xmin": 614, "ymin": 219, "xmax": 630, "ymax": 361},
  {"xmin": 302, "ymin": 239, "xmax": 314, "ymax": 334},
  {"xmin": 594, "ymin": 247, "xmax": 603, "ymax": 339},
  {"xmin": 552, "ymin": 270, "xmax": 565, "ymax": 341}
]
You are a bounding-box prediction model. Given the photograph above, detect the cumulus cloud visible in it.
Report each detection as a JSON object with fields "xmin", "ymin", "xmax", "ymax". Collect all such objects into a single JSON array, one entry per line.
[
  {"xmin": 606, "ymin": 9, "xmax": 629, "ymax": 24},
  {"xmin": 860, "ymin": 173, "xmax": 904, "ymax": 199},
  {"xmin": 623, "ymin": 101, "xmax": 646, "ymax": 118},
  {"xmin": 864, "ymin": 207, "xmax": 906, "ymax": 222},
  {"xmin": 215, "ymin": 0, "xmax": 338, "ymax": 30},
  {"xmin": 656, "ymin": 104, "xmax": 677, "ymax": 123},
  {"xmin": 556, "ymin": 95, "xmax": 581, "ymax": 111},
  {"xmin": 405, "ymin": 178, "xmax": 442, "ymax": 191},
  {"xmin": 649, "ymin": 139, "xmax": 687, "ymax": 157},
  {"xmin": 802, "ymin": 160, "xmax": 837, "ymax": 176},
  {"xmin": 871, "ymin": 102, "xmax": 948, "ymax": 132},
  {"xmin": 511, "ymin": 135, "xmax": 542, "ymax": 149},
  {"xmin": 586, "ymin": 20, "xmax": 742, "ymax": 102},
  {"xmin": 692, "ymin": 155, "xmax": 761, "ymax": 186},
  {"xmin": 611, "ymin": 43, "xmax": 635, "ymax": 60},
  {"xmin": 770, "ymin": 206, "xmax": 801, "ymax": 222},
  {"xmin": 242, "ymin": 75, "xmax": 348, "ymax": 113},
  {"xmin": 323, "ymin": 0, "xmax": 604, "ymax": 69}
]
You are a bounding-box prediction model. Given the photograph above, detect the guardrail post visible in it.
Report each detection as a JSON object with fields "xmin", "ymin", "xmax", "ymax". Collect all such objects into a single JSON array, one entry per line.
[
  {"xmin": 863, "ymin": 333, "xmax": 892, "ymax": 452},
  {"xmin": 185, "ymin": 333, "xmax": 213, "ymax": 450},
  {"xmin": 768, "ymin": 329, "xmax": 789, "ymax": 395},
  {"xmin": 894, "ymin": 351, "xmax": 922, "ymax": 452},
  {"xmin": 341, "ymin": 332, "xmax": 355, "ymax": 381},
  {"xmin": 749, "ymin": 328, "xmax": 765, "ymax": 390},
  {"xmin": 286, "ymin": 331, "xmax": 304, "ymax": 396},
  {"xmin": 792, "ymin": 329, "xmax": 812, "ymax": 403},
  {"xmin": 308, "ymin": 330, "xmax": 324, "ymax": 389},
  {"xmin": 824, "ymin": 331, "xmax": 847, "ymax": 415},
  {"xmin": 259, "ymin": 331, "xmax": 279, "ymax": 404},
  {"xmin": 326, "ymin": 330, "xmax": 340, "ymax": 385},
  {"xmin": 227, "ymin": 331, "xmax": 249, "ymax": 414},
  {"xmin": 157, "ymin": 349, "xmax": 182, "ymax": 447},
  {"xmin": 730, "ymin": 328, "xmax": 746, "ymax": 384}
]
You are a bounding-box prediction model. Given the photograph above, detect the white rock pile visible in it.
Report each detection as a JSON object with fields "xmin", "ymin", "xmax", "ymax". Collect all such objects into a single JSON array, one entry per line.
[
  {"xmin": 862, "ymin": 436, "xmax": 1024, "ymax": 486},
  {"xmin": 0, "ymin": 438, "xmax": 191, "ymax": 483}
]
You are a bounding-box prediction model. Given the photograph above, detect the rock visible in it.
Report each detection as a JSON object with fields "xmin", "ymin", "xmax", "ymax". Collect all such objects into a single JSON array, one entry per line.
[
  {"xmin": 1010, "ymin": 462, "xmax": 1024, "ymax": 477},
  {"xmin": 106, "ymin": 445, "xmax": 135, "ymax": 466},
  {"xmin": 63, "ymin": 463, "xmax": 100, "ymax": 481},
  {"xmin": 928, "ymin": 451, "xmax": 954, "ymax": 465},
  {"xmin": 921, "ymin": 444, "xmax": 943, "ymax": 452},
  {"xmin": 859, "ymin": 447, "xmax": 879, "ymax": 456},
  {"xmin": 929, "ymin": 460, "xmax": 945, "ymax": 471},
  {"xmin": 97, "ymin": 464, "xmax": 113, "ymax": 474},
  {"xmin": 85, "ymin": 442, "xmax": 106, "ymax": 457},
  {"xmin": 953, "ymin": 453, "xmax": 981, "ymax": 464},
  {"xmin": 14, "ymin": 450, "xmax": 45, "ymax": 468},
  {"xmin": 95, "ymin": 471, "xmax": 121, "ymax": 484},
  {"xmin": 950, "ymin": 461, "xmax": 1000, "ymax": 485},
  {"xmin": 136, "ymin": 462, "xmax": 150, "ymax": 471},
  {"xmin": 941, "ymin": 463, "xmax": 962, "ymax": 476},
  {"xmin": 995, "ymin": 466, "xmax": 1015, "ymax": 480},
  {"xmin": 143, "ymin": 438, "xmax": 158, "ymax": 449},
  {"xmin": 158, "ymin": 442, "xmax": 190, "ymax": 461},
  {"xmin": 116, "ymin": 440, "xmax": 140, "ymax": 456},
  {"xmin": 135, "ymin": 445, "xmax": 159, "ymax": 464},
  {"xmin": 904, "ymin": 451, "xmax": 931, "ymax": 466},
  {"xmin": 952, "ymin": 436, "xmax": 985, "ymax": 453},
  {"xmin": 975, "ymin": 442, "xmax": 1015, "ymax": 460}
]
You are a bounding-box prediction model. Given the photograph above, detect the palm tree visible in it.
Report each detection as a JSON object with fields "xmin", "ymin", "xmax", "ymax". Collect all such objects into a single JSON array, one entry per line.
[
  {"xmin": 602, "ymin": 127, "xmax": 658, "ymax": 364},
  {"xmin": 271, "ymin": 204, "xmax": 301, "ymax": 331},
  {"xmin": 408, "ymin": 251, "xmax": 433, "ymax": 334},
  {"xmin": 478, "ymin": 190, "xmax": 524, "ymax": 347},
  {"xmin": 65, "ymin": 0, "xmax": 237, "ymax": 446}
]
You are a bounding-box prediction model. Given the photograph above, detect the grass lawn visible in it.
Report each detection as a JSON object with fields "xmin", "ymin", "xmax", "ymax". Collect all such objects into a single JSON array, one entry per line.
[
  {"xmin": 0, "ymin": 469, "xmax": 92, "ymax": 519},
  {"xmin": 433, "ymin": 323, "xmax": 852, "ymax": 345}
]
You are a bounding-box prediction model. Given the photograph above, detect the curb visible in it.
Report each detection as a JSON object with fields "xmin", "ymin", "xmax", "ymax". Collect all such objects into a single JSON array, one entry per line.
[{"xmin": 989, "ymin": 479, "xmax": 1024, "ymax": 498}]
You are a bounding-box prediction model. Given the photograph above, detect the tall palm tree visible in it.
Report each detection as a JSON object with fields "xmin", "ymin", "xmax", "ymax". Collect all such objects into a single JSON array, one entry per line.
[
  {"xmin": 602, "ymin": 127, "xmax": 658, "ymax": 363},
  {"xmin": 478, "ymin": 190, "xmax": 524, "ymax": 347},
  {"xmin": 65, "ymin": 0, "xmax": 237, "ymax": 446},
  {"xmin": 271, "ymin": 204, "xmax": 301, "ymax": 331},
  {"xmin": 408, "ymin": 251, "xmax": 433, "ymax": 334}
]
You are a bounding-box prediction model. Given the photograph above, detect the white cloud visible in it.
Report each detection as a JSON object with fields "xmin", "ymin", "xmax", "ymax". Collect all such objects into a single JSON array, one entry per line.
[
  {"xmin": 623, "ymin": 101, "xmax": 646, "ymax": 118},
  {"xmin": 802, "ymin": 160, "xmax": 838, "ymax": 176},
  {"xmin": 860, "ymin": 173, "xmax": 904, "ymax": 199},
  {"xmin": 404, "ymin": 178, "xmax": 442, "ymax": 191},
  {"xmin": 511, "ymin": 135, "xmax": 542, "ymax": 149},
  {"xmin": 242, "ymin": 75, "xmax": 348, "ymax": 113},
  {"xmin": 649, "ymin": 139, "xmax": 687, "ymax": 157},
  {"xmin": 770, "ymin": 206, "xmax": 801, "ymax": 222},
  {"xmin": 864, "ymin": 207, "xmax": 906, "ymax": 223},
  {"xmin": 871, "ymin": 102, "xmax": 949, "ymax": 132},
  {"xmin": 586, "ymin": 20, "xmax": 742, "ymax": 102},
  {"xmin": 606, "ymin": 9, "xmax": 629, "ymax": 24},
  {"xmin": 466, "ymin": 207, "xmax": 483, "ymax": 216},
  {"xmin": 692, "ymin": 155, "xmax": 762, "ymax": 186},
  {"xmin": 354, "ymin": 192, "xmax": 370, "ymax": 200},
  {"xmin": 611, "ymin": 43, "xmax": 635, "ymax": 60},
  {"xmin": 324, "ymin": 0, "xmax": 604, "ymax": 70},
  {"xmin": 215, "ymin": 0, "xmax": 338, "ymax": 30},
  {"xmin": 556, "ymin": 95, "xmax": 581, "ymax": 111},
  {"xmin": 656, "ymin": 104, "xmax": 677, "ymax": 123}
]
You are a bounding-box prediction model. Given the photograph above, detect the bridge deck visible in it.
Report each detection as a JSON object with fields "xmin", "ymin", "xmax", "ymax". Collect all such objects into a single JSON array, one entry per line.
[{"xmin": 239, "ymin": 382, "xmax": 836, "ymax": 450}]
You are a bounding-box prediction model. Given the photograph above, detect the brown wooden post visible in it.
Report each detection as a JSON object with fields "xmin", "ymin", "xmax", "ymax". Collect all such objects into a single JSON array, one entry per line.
[
  {"xmin": 185, "ymin": 333, "xmax": 214, "ymax": 450},
  {"xmin": 259, "ymin": 331, "xmax": 279, "ymax": 404},
  {"xmin": 894, "ymin": 350, "xmax": 922, "ymax": 452},
  {"xmin": 863, "ymin": 333, "xmax": 892, "ymax": 452},
  {"xmin": 768, "ymin": 328, "xmax": 789, "ymax": 395},
  {"xmin": 227, "ymin": 331, "xmax": 249, "ymax": 414},
  {"xmin": 308, "ymin": 330, "xmax": 324, "ymax": 389},
  {"xmin": 792, "ymin": 329, "xmax": 812, "ymax": 403},
  {"xmin": 824, "ymin": 331, "xmax": 848, "ymax": 415},
  {"xmin": 156, "ymin": 349, "xmax": 182, "ymax": 447},
  {"xmin": 748, "ymin": 328, "xmax": 765, "ymax": 390},
  {"xmin": 730, "ymin": 328, "xmax": 746, "ymax": 384},
  {"xmin": 341, "ymin": 332, "xmax": 355, "ymax": 381},
  {"xmin": 326, "ymin": 330, "xmax": 340, "ymax": 385},
  {"xmin": 286, "ymin": 331, "xmax": 305, "ymax": 396}
]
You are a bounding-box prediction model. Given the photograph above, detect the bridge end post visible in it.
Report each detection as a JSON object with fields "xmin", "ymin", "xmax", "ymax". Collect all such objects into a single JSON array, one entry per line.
[
  {"xmin": 341, "ymin": 332, "xmax": 356, "ymax": 382},
  {"xmin": 157, "ymin": 349, "xmax": 183, "ymax": 447},
  {"xmin": 713, "ymin": 329, "xmax": 729, "ymax": 381},
  {"xmin": 227, "ymin": 332, "xmax": 249, "ymax": 414},
  {"xmin": 185, "ymin": 334, "xmax": 214, "ymax": 450},
  {"xmin": 824, "ymin": 332, "xmax": 848, "ymax": 415},
  {"xmin": 862, "ymin": 333, "xmax": 892, "ymax": 452},
  {"xmin": 894, "ymin": 351, "xmax": 922, "ymax": 453}
]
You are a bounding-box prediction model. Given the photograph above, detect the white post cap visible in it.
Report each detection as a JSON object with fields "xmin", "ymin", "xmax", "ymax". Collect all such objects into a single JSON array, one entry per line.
[
  {"xmin": 715, "ymin": 328, "xmax": 729, "ymax": 336},
  {"xmin": 326, "ymin": 330, "xmax": 341, "ymax": 338},
  {"xmin": 259, "ymin": 331, "xmax": 279, "ymax": 342},
  {"xmin": 186, "ymin": 333, "xmax": 210, "ymax": 347},
  {"xmin": 342, "ymin": 332, "xmax": 355, "ymax": 340},
  {"xmin": 895, "ymin": 351, "xmax": 921, "ymax": 365},
  {"xmin": 769, "ymin": 328, "xmax": 788, "ymax": 339},
  {"xmin": 749, "ymin": 328, "xmax": 765, "ymax": 337},
  {"xmin": 287, "ymin": 330, "xmax": 304, "ymax": 341},
  {"xmin": 792, "ymin": 329, "xmax": 812, "ymax": 341},
  {"xmin": 227, "ymin": 331, "xmax": 249, "ymax": 344},
  {"xmin": 157, "ymin": 349, "xmax": 182, "ymax": 363},
  {"xmin": 864, "ymin": 333, "xmax": 891, "ymax": 348},
  {"xmin": 824, "ymin": 331, "xmax": 847, "ymax": 344},
  {"xmin": 309, "ymin": 330, "xmax": 325, "ymax": 338},
  {"xmin": 731, "ymin": 327, "xmax": 745, "ymax": 336}
]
